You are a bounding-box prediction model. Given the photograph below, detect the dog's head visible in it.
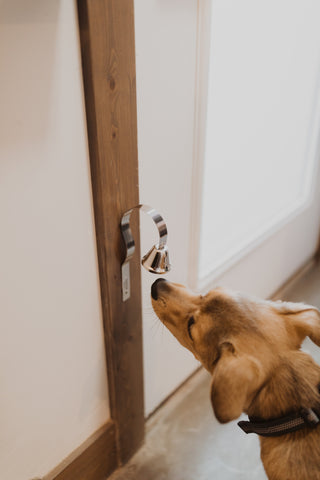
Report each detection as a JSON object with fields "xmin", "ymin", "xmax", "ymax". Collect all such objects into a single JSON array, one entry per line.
[{"xmin": 151, "ymin": 279, "xmax": 320, "ymax": 423}]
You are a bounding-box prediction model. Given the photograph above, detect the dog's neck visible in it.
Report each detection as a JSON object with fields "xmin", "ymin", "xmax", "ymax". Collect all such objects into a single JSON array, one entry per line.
[{"xmin": 247, "ymin": 350, "xmax": 320, "ymax": 421}]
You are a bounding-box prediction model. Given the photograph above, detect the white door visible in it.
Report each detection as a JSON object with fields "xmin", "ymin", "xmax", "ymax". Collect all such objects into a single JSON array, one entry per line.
[{"xmin": 134, "ymin": 0, "xmax": 320, "ymax": 416}]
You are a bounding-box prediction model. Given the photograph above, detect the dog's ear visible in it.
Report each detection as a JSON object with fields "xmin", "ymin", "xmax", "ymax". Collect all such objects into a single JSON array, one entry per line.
[
  {"xmin": 271, "ymin": 301, "xmax": 320, "ymax": 347},
  {"xmin": 210, "ymin": 342, "xmax": 263, "ymax": 423}
]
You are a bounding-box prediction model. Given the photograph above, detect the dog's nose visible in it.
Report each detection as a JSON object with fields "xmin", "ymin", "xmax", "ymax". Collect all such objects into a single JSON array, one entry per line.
[{"xmin": 151, "ymin": 278, "xmax": 167, "ymax": 300}]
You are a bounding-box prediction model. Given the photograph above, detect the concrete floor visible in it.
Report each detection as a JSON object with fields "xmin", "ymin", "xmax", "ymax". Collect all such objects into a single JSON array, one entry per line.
[{"xmin": 109, "ymin": 261, "xmax": 320, "ymax": 480}]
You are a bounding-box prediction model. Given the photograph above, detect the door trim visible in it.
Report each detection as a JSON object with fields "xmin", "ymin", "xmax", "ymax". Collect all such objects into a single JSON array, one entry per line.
[{"xmin": 77, "ymin": 0, "xmax": 144, "ymax": 469}]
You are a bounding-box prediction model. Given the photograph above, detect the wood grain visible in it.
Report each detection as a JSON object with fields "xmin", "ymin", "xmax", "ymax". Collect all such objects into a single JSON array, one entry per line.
[
  {"xmin": 77, "ymin": 0, "xmax": 144, "ymax": 467},
  {"xmin": 48, "ymin": 422, "xmax": 117, "ymax": 480}
]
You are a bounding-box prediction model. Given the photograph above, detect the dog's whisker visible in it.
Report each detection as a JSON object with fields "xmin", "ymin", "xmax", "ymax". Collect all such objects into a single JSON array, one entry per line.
[{"xmin": 143, "ymin": 306, "xmax": 155, "ymax": 314}]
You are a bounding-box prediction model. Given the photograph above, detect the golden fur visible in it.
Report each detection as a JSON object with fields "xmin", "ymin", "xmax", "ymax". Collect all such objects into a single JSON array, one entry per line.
[{"xmin": 151, "ymin": 279, "xmax": 320, "ymax": 480}]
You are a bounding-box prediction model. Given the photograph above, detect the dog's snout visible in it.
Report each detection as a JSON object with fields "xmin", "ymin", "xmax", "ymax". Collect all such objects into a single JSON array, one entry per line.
[{"xmin": 151, "ymin": 278, "xmax": 167, "ymax": 300}]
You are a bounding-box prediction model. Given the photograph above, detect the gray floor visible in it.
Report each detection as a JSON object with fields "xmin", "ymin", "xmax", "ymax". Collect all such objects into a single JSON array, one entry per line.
[{"xmin": 109, "ymin": 261, "xmax": 320, "ymax": 480}]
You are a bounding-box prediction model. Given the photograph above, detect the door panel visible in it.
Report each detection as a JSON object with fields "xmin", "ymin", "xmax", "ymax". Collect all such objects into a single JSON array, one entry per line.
[
  {"xmin": 195, "ymin": 0, "xmax": 320, "ymax": 291},
  {"xmin": 135, "ymin": 0, "xmax": 320, "ymax": 417},
  {"xmin": 135, "ymin": 0, "xmax": 199, "ymax": 416}
]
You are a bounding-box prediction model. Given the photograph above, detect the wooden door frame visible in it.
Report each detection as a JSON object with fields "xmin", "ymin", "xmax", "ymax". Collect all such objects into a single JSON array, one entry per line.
[
  {"xmin": 77, "ymin": 0, "xmax": 145, "ymax": 467},
  {"xmin": 49, "ymin": 1, "xmax": 144, "ymax": 479}
]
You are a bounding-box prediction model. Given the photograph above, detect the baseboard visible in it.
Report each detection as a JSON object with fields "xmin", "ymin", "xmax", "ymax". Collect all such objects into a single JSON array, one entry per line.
[{"xmin": 43, "ymin": 421, "xmax": 118, "ymax": 480}]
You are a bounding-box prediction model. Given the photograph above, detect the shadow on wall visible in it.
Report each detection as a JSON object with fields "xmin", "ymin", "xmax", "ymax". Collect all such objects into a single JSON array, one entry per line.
[{"xmin": 0, "ymin": 0, "xmax": 60, "ymax": 152}]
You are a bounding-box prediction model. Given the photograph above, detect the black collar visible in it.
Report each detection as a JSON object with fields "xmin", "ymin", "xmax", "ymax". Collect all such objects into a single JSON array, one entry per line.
[
  {"xmin": 239, "ymin": 384, "xmax": 320, "ymax": 437},
  {"xmin": 238, "ymin": 408, "xmax": 320, "ymax": 437}
]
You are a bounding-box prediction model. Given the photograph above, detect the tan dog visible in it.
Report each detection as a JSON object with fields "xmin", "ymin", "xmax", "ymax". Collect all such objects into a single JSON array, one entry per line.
[{"xmin": 151, "ymin": 278, "xmax": 320, "ymax": 480}]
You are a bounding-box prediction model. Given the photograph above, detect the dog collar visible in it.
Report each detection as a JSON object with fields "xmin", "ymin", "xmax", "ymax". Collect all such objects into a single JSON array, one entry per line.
[{"xmin": 238, "ymin": 408, "xmax": 320, "ymax": 437}]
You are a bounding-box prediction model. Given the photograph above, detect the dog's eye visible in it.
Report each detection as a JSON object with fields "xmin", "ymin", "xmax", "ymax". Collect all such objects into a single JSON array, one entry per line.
[{"xmin": 187, "ymin": 316, "xmax": 195, "ymax": 340}]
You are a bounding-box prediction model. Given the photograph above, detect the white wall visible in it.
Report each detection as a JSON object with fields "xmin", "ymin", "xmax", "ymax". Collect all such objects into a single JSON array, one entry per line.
[{"xmin": 0, "ymin": 2, "xmax": 109, "ymax": 479}]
